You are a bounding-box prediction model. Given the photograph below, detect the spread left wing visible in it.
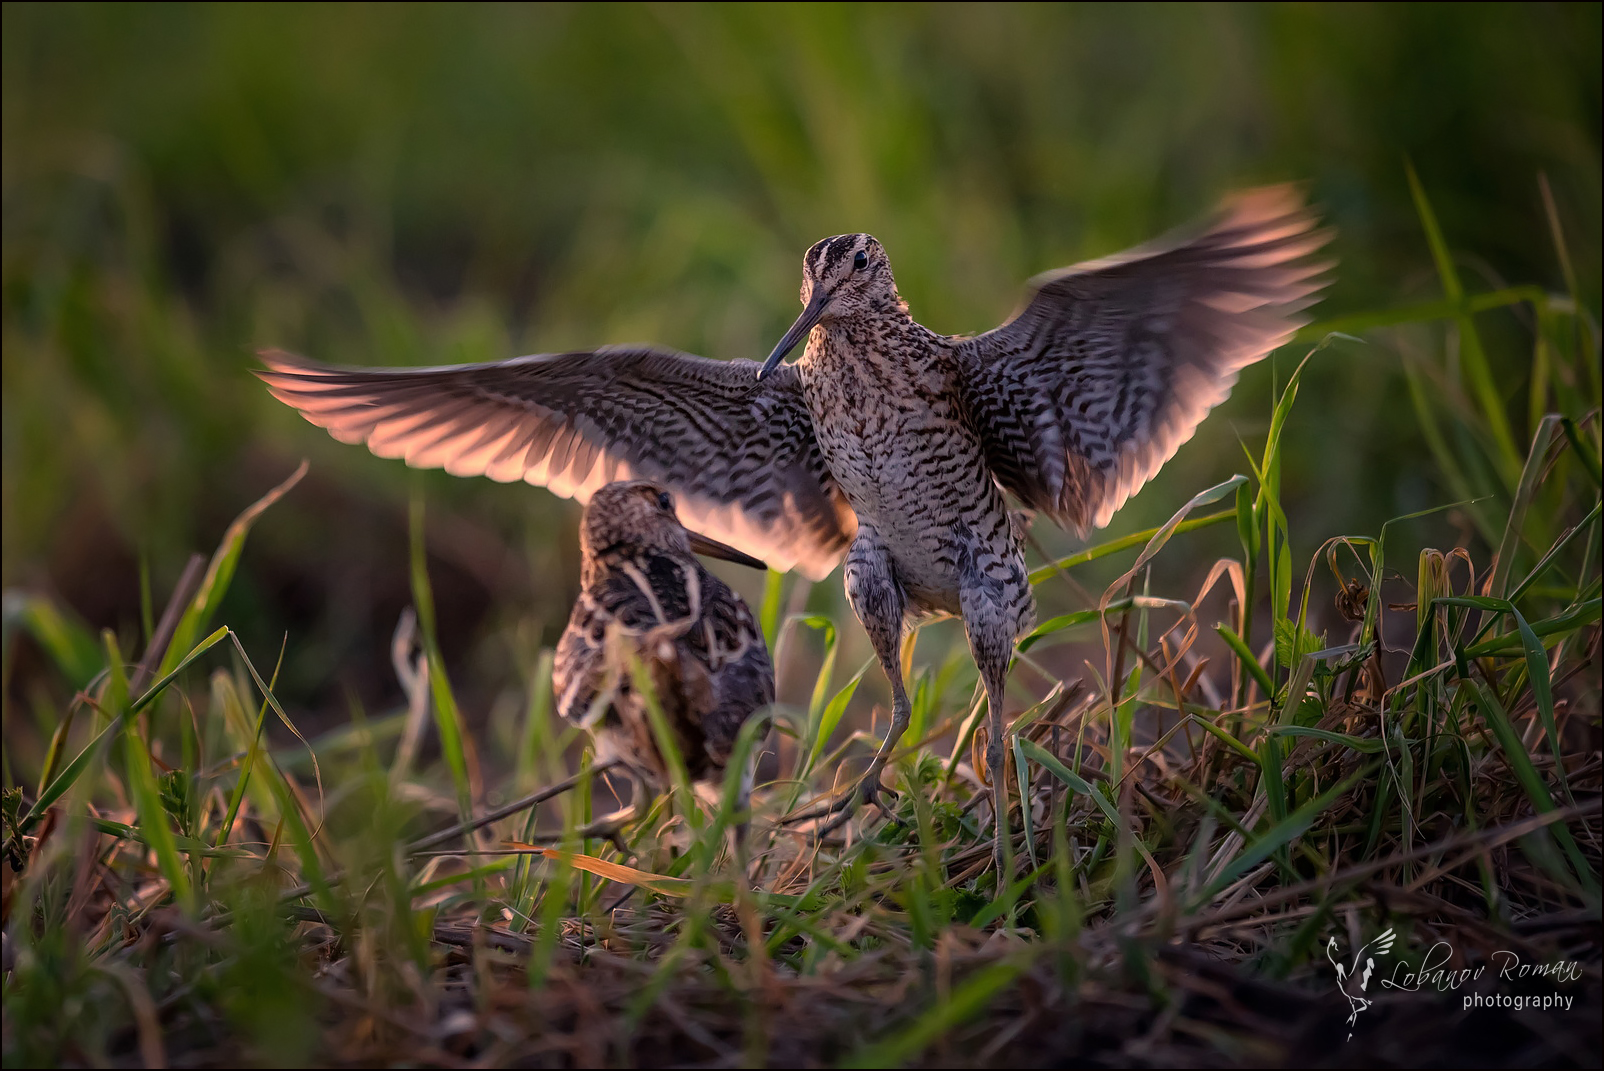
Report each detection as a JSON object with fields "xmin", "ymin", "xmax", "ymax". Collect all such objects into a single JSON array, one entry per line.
[
  {"xmin": 957, "ymin": 185, "xmax": 1331, "ymax": 533},
  {"xmin": 257, "ymin": 347, "xmax": 856, "ymax": 579}
]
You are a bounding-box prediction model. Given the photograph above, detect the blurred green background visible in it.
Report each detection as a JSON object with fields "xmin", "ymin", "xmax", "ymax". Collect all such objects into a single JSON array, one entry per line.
[{"xmin": 3, "ymin": 3, "xmax": 1599, "ymax": 749}]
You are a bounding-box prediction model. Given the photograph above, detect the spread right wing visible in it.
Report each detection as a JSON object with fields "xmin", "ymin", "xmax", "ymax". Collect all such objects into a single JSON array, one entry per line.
[
  {"xmin": 257, "ymin": 347, "xmax": 856, "ymax": 579},
  {"xmin": 958, "ymin": 186, "xmax": 1330, "ymax": 533}
]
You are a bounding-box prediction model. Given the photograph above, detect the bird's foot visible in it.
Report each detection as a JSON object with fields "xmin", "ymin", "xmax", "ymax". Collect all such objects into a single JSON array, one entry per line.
[
  {"xmin": 776, "ymin": 766, "xmax": 900, "ymax": 830},
  {"xmin": 816, "ymin": 770, "xmax": 900, "ymax": 836}
]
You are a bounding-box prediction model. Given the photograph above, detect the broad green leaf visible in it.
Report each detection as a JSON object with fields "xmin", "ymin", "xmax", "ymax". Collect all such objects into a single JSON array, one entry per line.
[{"xmin": 1273, "ymin": 618, "xmax": 1325, "ymax": 672}]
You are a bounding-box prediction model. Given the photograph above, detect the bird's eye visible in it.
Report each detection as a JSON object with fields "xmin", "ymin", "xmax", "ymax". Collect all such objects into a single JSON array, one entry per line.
[
  {"xmin": 657, "ymin": 490, "xmax": 674, "ymax": 512},
  {"xmin": 853, "ymin": 250, "xmax": 868, "ymax": 271}
]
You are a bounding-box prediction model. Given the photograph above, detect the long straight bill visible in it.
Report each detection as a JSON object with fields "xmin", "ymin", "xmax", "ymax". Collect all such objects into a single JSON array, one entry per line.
[
  {"xmin": 687, "ymin": 530, "xmax": 768, "ymax": 570},
  {"xmin": 758, "ymin": 290, "xmax": 831, "ymax": 379}
]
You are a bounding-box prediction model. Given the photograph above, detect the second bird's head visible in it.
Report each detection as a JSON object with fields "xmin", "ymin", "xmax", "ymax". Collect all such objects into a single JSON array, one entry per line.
[
  {"xmin": 758, "ymin": 233, "xmax": 902, "ymax": 379},
  {"xmin": 580, "ymin": 481, "xmax": 767, "ymax": 574}
]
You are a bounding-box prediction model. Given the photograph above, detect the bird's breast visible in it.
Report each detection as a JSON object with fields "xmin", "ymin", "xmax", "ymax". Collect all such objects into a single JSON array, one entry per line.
[
  {"xmin": 799, "ymin": 329, "xmax": 1019, "ymax": 603},
  {"xmin": 801, "ymin": 340, "xmax": 969, "ymax": 503}
]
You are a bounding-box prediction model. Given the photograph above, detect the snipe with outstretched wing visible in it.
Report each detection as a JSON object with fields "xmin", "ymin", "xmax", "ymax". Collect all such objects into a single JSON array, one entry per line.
[{"xmin": 258, "ymin": 185, "xmax": 1330, "ymax": 870}]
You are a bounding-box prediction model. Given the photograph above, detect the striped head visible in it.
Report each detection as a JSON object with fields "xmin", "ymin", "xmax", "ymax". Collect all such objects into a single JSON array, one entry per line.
[
  {"xmin": 579, "ymin": 481, "xmax": 766, "ymax": 584},
  {"xmin": 759, "ymin": 234, "xmax": 905, "ymax": 378}
]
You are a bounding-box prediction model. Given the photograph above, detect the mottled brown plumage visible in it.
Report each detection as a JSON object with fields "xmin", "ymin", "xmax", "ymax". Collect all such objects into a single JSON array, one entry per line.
[
  {"xmin": 552, "ymin": 480, "xmax": 773, "ymax": 806},
  {"xmin": 256, "ymin": 186, "xmax": 1329, "ymax": 869}
]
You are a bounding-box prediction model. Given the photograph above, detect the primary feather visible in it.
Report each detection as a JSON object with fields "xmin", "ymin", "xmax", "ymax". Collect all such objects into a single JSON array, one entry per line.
[
  {"xmin": 257, "ymin": 347, "xmax": 856, "ymax": 580},
  {"xmin": 959, "ymin": 186, "xmax": 1330, "ymax": 532}
]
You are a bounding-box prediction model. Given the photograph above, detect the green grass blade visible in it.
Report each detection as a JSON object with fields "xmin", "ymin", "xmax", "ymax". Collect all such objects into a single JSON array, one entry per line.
[
  {"xmin": 225, "ymin": 630, "xmax": 325, "ymax": 812},
  {"xmin": 1464, "ymin": 678, "xmax": 1595, "ymax": 898},
  {"xmin": 1407, "ymin": 163, "xmax": 1520, "ymax": 477},
  {"xmin": 1028, "ymin": 509, "xmax": 1233, "ymax": 584},
  {"xmin": 124, "ymin": 717, "xmax": 195, "ymax": 911},
  {"xmin": 1201, "ymin": 769, "xmax": 1366, "ymax": 901},
  {"xmin": 713, "ymin": 709, "xmax": 775, "ymax": 847},
  {"xmin": 159, "ymin": 461, "xmax": 307, "ymax": 677},
  {"xmin": 1191, "ymin": 715, "xmax": 1263, "ymax": 766},
  {"xmin": 1215, "ymin": 625, "xmax": 1274, "ymax": 701},
  {"xmin": 1296, "ymin": 286, "xmax": 1546, "ymax": 341},
  {"xmin": 106, "ymin": 630, "xmax": 194, "ymax": 912},
  {"xmin": 263, "ymin": 754, "xmax": 335, "ymax": 909},
  {"xmin": 1267, "ymin": 726, "xmax": 1384, "ymax": 753},
  {"xmin": 760, "ymin": 568, "xmax": 785, "ymax": 652},
  {"xmin": 1505, "ymin": 500, "xmax": 1601, "ymax": 604},
  {"xmin": 1402, "ymin": 356, "xmax": 1492, "ymax": 540},
  {"xmin": 792, "ymin": 614, "xmax": 839, "ymax": 743},
  {"xmin": 628, "ymin": 652, "xmax": 698, "ymax": 834},
  {"xmin": 1510, "ymin": 607, "xmax": 1569, "ymax": 805},
  {"xmin": 1258, "ymin": 733, "xmax": 1288, "ymax": 825},
  {"xmin": 1012, "ymin": 735, "xmax": 1038, "ymax": 871},
  {"xmin": 1489, "ymin": 416, "xmax": 1562, "ymax": 600},
  {"xmin": 1462, "ymin": 597, "xmax": 1600, "ymax": 657},
  {"xmin": 1560, "ymin": 417, "xmax": 1602, "ymax": 489},
  {"xmin": 18, "ymin": 628, "xmax": 228, "ymax": 837},
  {"xmin": 1104, "ymin": 477, "xmax": 1247, "ymax": 601},
  {"xmin": 803, "ymin": 658, "xmax": 871, "ymax": 776},
  {"xmin": 129, "ymin": 627, "xmax": 231, "ymax": 717},
  {"xmin": 214, "ymin": 642, "xmax": 286, "ymax": 850},
  {"xmin": 1016, "ymin": 599, "xmax": 1173, "ymax": 653},
  {"xmin": 843, "ymin": 952, "xmax": 1036, "ymax": 1069},
  {"xmin": 6, "ymin": 595, "xmax": 102, "ymax": 691},
  {"xmin": 1018, "ymin": 738, "xmax": 1122, "ymax": 828},
  {"xmin": 21, "ymin": 708, "xmax": 119, "ymax": 834},
  {"xmin": 408, "ymin": 490, "xmax": 474, "ymax": 826}
]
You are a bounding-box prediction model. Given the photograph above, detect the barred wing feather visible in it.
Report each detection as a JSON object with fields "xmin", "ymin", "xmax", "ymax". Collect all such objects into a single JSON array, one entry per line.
[
  {"xmin": 256, "ymin": 347, "xmax": 856, "ymax": 579},
  {"xmin": 958, "ymin": 185, "xmax": 1331, "ymax": 533}
]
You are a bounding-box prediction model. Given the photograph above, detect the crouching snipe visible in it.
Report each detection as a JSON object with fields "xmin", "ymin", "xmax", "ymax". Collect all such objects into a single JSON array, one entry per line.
[{"xmin": 554, "ymin": 480, "xmax": 774, "ymax": 837}]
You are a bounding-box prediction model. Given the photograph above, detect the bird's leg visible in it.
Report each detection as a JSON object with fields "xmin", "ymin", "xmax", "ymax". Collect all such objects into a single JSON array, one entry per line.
[
  {"xmin": 960, "ymin": 584, "xmax": 1020, "ymax": 884},
  {"xmin": 979, "ymin": 659, "xmax": 1014, "ymax": 884},
  {"xmin": 819, "ymin": 531, "xmax": 911, "ymax": 833}
]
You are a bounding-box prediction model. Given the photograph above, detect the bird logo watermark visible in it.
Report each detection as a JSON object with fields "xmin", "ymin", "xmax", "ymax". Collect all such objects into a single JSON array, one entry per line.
[
  {"xmin": 1326, "ymin": 929, "xmax": 1582, "ymax": 1037},
  {"xmin": 1325, "ymin": 927, "xmax": 1396, "ymax": 1040}
]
